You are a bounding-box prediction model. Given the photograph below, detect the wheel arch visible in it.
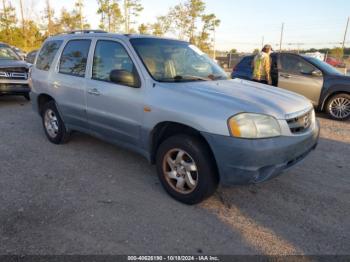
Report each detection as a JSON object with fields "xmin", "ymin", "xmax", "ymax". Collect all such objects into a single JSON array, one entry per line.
[
  {"xmin": 320, "ymin": 90, "xmax": 350, "ymax": 111},
  {"xmin": 37, "ymin": 93, "xmax": 55, "ymax": 115},
  {"xmin": 149, "ymin": 121, "xmax": 218, "ymax": 176}
]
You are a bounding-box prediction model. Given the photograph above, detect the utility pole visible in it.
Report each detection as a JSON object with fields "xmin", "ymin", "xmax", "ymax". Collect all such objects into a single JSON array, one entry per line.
[
  {"xmin": 342, "ymin": 17, "xmax": 349, "ymax": 51},
  {"xmin": 213, "ymin": 26, "xmax": 216, "ymax": 60},
  {"xmin": 19, "ymin": 0, "xmax": 26, "ymax": 49},
  {"xmin": 46, "ymin": 0, "xmax": 53, "ymax": 36},
  {"xmin": 261, "ymin": 36, "xmax": 264, "ymax": 49},
  {"xmin": 2, "ymin": 0, "xmax": 7, "ymax": 32},
  {"xmin": 77, "ymin": 0, "xmax": 83, "ymax": 30},
  {"xmin": 279, "ymin": 23, "xmax": 284, "ymax": 52},
  {"xmin": 124, "ymin": 0, "xmax": 129, "ymax": 33}
]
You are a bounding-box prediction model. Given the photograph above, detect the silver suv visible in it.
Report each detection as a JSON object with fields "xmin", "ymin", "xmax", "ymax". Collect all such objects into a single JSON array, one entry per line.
[{"xmin": 30, "ymin": 31, "xmax": 320, "ymax": 204}]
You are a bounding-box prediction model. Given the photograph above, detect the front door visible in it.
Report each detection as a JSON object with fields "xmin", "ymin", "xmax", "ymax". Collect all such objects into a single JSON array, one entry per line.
[
  {"xmin": 85, "ymin": 39, "xmax": 144, "ymax": 148},
  {"xmin": 278, "ymin": 54, "xmax": 323, "ymax": 106}
]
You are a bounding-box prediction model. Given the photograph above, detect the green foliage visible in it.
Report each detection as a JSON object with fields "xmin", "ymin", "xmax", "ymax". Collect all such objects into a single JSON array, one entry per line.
[
  {"xmin": 60, "ymin": 1, "xmax": 90, "ymax": 32},
  {"xmin": 124, "ymin": 0, "xmax": 144, "ymax": 33},
  {"xmin": 0, "ymin": 0, "xmax": 221, "ymax": 56},
  {"xmin": 164, "ymin": 0, "xmax": 220, "ymax": 56},
  {"xmin": 150, "ymin": 16, "xmax": 172, "ymax": 37},
  {"xmin": 330, "ymin": 47, "xmax": 344, "ymax": 59},
  {"xmin": 97, "ymin": 0, "xmax": 123, "ymax": 32},
  {"xmin": 138, "ymin": 23, "xmax": 149, "ymax": 34}
]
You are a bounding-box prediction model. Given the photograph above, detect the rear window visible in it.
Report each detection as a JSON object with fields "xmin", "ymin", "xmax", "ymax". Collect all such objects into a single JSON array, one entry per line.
[
  {"xmin": 237, "ymin": 57, "xmax": 253, "ymax": 69},
  {"xmin": 36, "ymin": 40, "xmax": 63, "ymax": 71}
]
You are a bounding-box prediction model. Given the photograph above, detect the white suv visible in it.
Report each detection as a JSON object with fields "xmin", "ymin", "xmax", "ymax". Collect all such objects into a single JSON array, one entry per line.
[{"xmin": 30, "ymin": 31, "xmax": 320, "ymax": 204}]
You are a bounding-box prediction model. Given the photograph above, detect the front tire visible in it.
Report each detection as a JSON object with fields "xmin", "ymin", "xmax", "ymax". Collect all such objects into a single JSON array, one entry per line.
[
  {"xmin": 326, "ymin": 93, "xmax": 350, "ymax": 121},
  {"xmin": 41, "ymin": 101, "xmax": 70, "ymax": 144},
  {"xmin": 156, "ymin": 135, "xmax": 218, "ymax": 205}
]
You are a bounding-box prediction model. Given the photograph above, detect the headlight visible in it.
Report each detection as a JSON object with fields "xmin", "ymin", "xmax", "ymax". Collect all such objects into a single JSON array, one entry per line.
[{"xmin": 228, "ymin": 113, "xmax": 281, "ymax": 139}]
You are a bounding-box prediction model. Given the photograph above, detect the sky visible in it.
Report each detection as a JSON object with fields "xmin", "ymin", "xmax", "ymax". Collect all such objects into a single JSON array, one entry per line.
[{"xmin": 12, "ymin": 0, "xmax": 350, "ymax": 52}]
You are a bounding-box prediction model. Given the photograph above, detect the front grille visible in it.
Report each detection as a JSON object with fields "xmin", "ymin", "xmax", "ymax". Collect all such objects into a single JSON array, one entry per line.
[
  {"xmin": 287, "ymin": 110, "xmax": 313, "ymax": 134},
  {"xmin": 0, "ymin": 67, "xmax": 28, "ymax": 80}
]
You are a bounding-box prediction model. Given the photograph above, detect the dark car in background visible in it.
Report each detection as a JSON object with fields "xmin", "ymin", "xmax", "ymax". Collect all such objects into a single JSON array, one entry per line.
[
  {"xmin": 232, "ymin": 53, "xmax": 350, "ymax": 120},
  {"xmin": 25, "ymin": 50, "xmax": 38, "ymax": 64},
  {"xmin": 0, "ymin": 43, "xmax": 30, "ymax": 100},
  {"xmin": 11, "ymin": 46, "xmax": 26, "ymax": 60}
]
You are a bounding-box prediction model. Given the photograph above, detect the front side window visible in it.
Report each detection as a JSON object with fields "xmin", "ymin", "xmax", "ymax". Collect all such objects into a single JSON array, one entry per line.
[
  {"xmin": 59, "ymin": 39, "xmax": 91, "ymax": 77},
  {"xmin": 0, "ymin": 46, "xmax": 20, "ymax": 60},
  {"xmin": 280, "ymin": 54, "xmax": 315, "ymax": 75},
  {"xmin": 92, "ymin": 40, "xmax": 139, "ymax": 87},
  {"xmin": 130, "ymin": 38, "xmax": 228, "ymax": 82},
  {"xmin": 36, "ymin": 40, "xmax": 63, "ymax": 71}
]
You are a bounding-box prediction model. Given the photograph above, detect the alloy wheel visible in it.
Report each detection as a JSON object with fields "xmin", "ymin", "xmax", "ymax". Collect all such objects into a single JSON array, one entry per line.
[
  {"xmin": 44, "ymin": 109, "xmax": 59, "ymax": 138},
  {"xmin": 329, "ymin": 97, "xmax": 350, "ymax": 120},
  {"xmin": 162, "ymin": 148, "xmax": 199, "ymax": 194}
]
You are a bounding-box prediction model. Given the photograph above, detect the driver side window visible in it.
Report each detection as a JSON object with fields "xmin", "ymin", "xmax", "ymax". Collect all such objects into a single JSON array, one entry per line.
[
  {"xmin": 280, "ymin": 54, "xmax": 315, "ymax": 75},
  {"xmin": 92, "ymin": 40, "xmax": 139, "ymax": 86}
]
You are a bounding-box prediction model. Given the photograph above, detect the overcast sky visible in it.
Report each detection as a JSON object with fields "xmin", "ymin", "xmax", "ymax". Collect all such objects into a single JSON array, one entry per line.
[{"xmin": 12, "ymin": 0, "xmax": 350, "ymax": 52}]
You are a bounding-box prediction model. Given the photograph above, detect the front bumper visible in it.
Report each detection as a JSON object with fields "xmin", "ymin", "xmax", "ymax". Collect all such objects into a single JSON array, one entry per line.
[
  {"xmin": 0, "ymin": 82, "xmax": 30, "ymax": 95},
  {"xmin": 202, "ymin": 122, "xmax": 320, "ymax": 185}
]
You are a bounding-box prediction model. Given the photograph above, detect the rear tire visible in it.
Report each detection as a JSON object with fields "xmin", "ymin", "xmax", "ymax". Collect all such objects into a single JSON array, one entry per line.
[
  {"xmin": 156, "ymin": 135, "xmax": 218, "ymax": 205},
  {"xmin": 326, "ymin": 93, "xmax": 350, "ymax": 121},
  {"xmin": 41, "ymin": 101, "xmax": 70, "ymax": 144}
]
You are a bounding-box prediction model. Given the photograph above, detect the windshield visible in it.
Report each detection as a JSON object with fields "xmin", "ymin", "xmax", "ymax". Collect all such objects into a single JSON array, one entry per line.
[
  {"xmin": 130, "ymin": 38, "xmax": 228, "ymax": 82},
  {"xmin": 0, "ymin": 46, "xmax": 20, "ymax": 60},
  {"xmin": 305, "ymin": 56, "xmax": 343, "ymax": 76}
]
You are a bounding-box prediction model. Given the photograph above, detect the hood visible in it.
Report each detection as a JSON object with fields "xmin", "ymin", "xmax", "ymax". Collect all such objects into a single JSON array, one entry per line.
[
  {"xmin": 161, "ymin": 79, "xmax": 312, "ymax": 120},
  {"xmin": 0, "ymin": 59, "xmax": 30, "ymax": 69}
]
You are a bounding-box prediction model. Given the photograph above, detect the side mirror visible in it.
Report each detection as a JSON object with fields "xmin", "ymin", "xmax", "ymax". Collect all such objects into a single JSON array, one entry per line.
[
  {"xmin": 311, "ymin": 70, "xmax": 322, "ymax": 77},
  {"xmin": 109, "ymin": 69, "xmax": 140, "ymax": 88}
]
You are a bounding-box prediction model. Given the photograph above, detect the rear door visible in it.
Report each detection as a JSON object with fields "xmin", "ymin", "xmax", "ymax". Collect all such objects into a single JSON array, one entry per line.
[
  {"xmin": 53, "ymin": 39, "xmax": 92, "ymax": 130},
  {"xmin": 278, "ymin": 54, "xmax": 323, "ymax": 105},
  {"xmin": 32, "ymin": 40, "xmax": 63, "ymax": 95}
]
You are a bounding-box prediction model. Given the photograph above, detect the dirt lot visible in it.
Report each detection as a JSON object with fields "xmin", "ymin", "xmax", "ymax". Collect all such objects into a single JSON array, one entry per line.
[{"xmin": 0, "ymin": 96, "xmax": 349, "ymax": 255}]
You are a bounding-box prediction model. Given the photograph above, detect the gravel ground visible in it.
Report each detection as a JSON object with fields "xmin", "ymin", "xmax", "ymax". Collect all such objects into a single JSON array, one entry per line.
[{"xmin": 0, "ymin": 96, "xmax": 349, "ymax": 255}]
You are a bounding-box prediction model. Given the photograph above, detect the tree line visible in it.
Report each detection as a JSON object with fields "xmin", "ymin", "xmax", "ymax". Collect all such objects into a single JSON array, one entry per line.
[{"xmin": 0, "ymin": 0, "xmax": 220, "ymax": 56}]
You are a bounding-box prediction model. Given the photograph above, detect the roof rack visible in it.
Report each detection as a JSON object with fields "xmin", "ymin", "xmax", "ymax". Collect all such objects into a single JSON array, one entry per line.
[{"xmin": 65, "ymin": 30, "xmax": 108, "ymax": 35}]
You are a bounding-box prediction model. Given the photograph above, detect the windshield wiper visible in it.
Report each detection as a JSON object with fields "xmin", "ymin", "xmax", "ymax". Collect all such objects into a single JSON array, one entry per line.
[
  {"xmin": 157, "ymin": 75, "xmax": 209, "ymax": 82},
  {"xmin": 208, "ymin": 74, "xmax": 227, "ymax": 80},
  {"xmin": 173, "ymin": 75, "xmax": 210, "ymax": 81}
]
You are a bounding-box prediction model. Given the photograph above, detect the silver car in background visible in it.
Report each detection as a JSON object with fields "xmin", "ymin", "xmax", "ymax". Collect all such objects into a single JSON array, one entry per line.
[{"xmin": 29, "ymin": 31, "xmax": 320, "ymax": 204}]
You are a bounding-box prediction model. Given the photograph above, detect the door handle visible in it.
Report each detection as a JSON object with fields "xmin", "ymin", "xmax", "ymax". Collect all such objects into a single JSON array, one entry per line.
[
  {"xmin": 280, "ymin": 73, "xmax": 292, "ymax": 79},
  {"xmin": 88, "ymin": 88, "xmax": 101, "ymax": 96}
]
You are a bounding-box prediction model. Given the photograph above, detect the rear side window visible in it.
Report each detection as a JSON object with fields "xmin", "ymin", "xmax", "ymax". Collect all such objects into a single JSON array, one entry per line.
[
  {"xmin": 59, "ymin": 39, "xmax": 91, "ymax": 77},
  {"xmin": 237, "ymin": 57, "xmax": 253, "ymax": 70},
  {"xmin": 36, "ymin": 40, "xmax": 63, "ymax": 71},
  {"xmin": 280, "ymin": 54, "xmax": 316, "ymax": 75}
]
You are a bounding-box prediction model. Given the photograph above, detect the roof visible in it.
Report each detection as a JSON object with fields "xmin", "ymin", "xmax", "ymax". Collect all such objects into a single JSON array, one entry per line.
[
  {"xmin": 0, "ymin": 42, "xmax": 10, "ymax": 47},
  {"xmin": 47, "ymin": 30, "xmax": 186, "ymax": 43}
]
